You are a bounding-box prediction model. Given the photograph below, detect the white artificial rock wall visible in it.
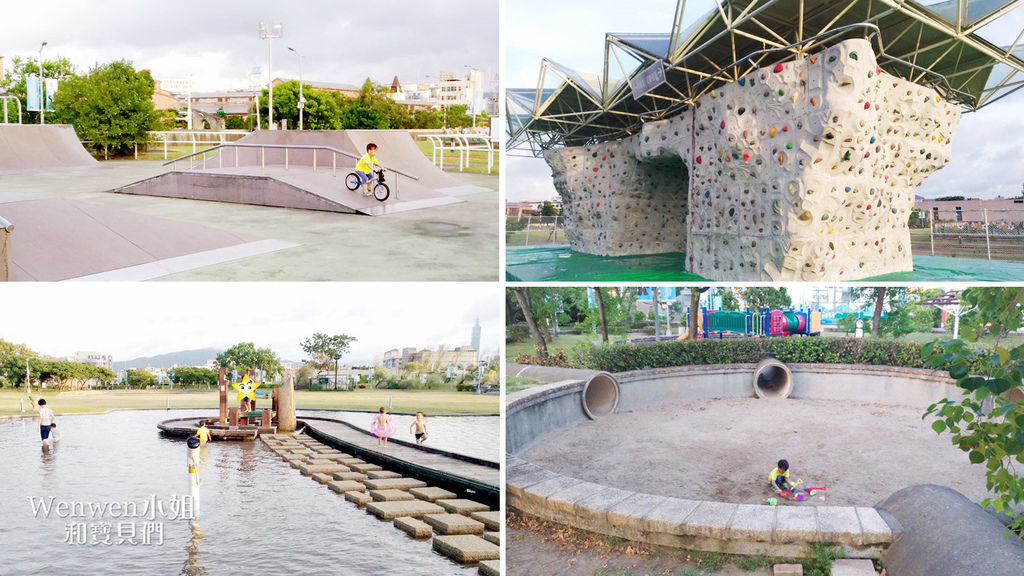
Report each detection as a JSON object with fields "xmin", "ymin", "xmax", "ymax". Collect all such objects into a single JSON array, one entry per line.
[
  {"xmin": 544, "ymin": 38, "xmax": 960, "ymax": 280},
  {"xmin": 545, "ymin": 140, "xmax": 689, "ymax": 256}
]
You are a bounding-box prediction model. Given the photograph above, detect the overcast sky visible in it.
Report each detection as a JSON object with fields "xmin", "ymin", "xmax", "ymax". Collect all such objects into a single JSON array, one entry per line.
[
  {"xmin": 0, "ymin": 0, "xmax": 498, "ymax": 92},
  {"xmin": 506, "ymin": 0, "xmax": 1024, "ymax": 202},
  {"xmin": 0, "ymin": 283, "xmax": 501, "ymax": 365}
]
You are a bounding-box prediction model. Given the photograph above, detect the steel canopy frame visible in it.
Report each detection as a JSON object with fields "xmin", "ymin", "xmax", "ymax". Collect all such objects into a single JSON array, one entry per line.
[{"xmin": 508, "ymin": 0, "xmax": 1024, "ymax": 153}]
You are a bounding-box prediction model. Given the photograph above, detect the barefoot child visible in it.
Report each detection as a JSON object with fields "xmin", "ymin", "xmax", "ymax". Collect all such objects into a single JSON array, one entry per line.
[
  {"xmin": 37, "ymin": 399, "xmax": 56, "ymax": 450},
  {"xmin": 371, "ymin": 407, "xmax": 395, "ymax": 449},
  {"xmin": 410, "ymin": 411, "xmax": 428, "ymax": 445}
]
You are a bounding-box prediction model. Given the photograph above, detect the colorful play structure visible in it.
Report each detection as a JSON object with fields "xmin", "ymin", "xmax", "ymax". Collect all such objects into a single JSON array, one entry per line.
[{"xmin": 687, "ymin": 307, "xmax": 822, "ymax": 339}]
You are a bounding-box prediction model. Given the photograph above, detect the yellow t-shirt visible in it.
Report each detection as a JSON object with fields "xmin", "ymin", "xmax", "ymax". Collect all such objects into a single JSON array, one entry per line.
[
  {"xmin": 769, "ymin": 467, "xmax": 790, "ymax": 484},
  {"xmin": 196, "ymin": 426, "xmax": 211, "ymax": 443},
  {"xmin": 356, "ymin": 152, "xmax": 379, "ymax": 173}
]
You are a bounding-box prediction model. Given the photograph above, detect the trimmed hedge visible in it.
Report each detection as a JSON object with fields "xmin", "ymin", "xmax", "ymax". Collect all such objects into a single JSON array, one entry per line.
[{"xmin": 575, "ymin": 337, "xmax": 993, "ymax": 375}]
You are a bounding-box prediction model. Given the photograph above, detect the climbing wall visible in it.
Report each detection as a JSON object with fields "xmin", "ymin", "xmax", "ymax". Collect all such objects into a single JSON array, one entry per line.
[
  {"xmin": 544, "ymin": 139, "xmax": 689, "ymax": 256},
  {"xmin": 544, "ymin": 38, "xmax": 960, "ymax": 280}
]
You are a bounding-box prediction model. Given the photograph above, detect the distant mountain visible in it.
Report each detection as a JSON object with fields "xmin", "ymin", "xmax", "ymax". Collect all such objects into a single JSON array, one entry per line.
[{"xmin": 114, "ymin": 348, "xmax": 222, "ymax": 371}]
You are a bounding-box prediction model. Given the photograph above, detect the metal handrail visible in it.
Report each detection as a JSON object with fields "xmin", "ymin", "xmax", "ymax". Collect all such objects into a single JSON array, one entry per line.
[{"xmin": 163, "ymin": 142, "xmax": 419, "ymax": 181}]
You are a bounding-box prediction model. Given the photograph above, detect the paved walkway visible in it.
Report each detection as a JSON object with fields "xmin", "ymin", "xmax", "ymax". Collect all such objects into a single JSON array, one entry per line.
[
  {"xmin": 304, "ymin": 418, "xmax": 498, "ymax": 490},
  {"xmin": 0, "ymin": 160, "xmax": 497, "ymax": 280}
]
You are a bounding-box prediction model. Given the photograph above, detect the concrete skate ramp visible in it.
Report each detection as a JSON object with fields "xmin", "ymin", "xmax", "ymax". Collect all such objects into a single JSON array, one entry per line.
[
  {"xmin": 115, "ymin": 166, "xmax": 463, "ymax": 216},
  {"xmin": 0, "ymin": 198, "xmax": 291, "ymax": 280},
  {"xmin": 0, "ymin": 124, "xmax": 99, "ymax": 174},
  {"xmin": 198, "ymin": 129, "xmax": 488, "ymax": 195}
]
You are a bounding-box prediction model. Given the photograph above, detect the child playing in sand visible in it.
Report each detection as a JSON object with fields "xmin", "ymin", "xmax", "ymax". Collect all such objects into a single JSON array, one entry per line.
[
  {"xmin": 410, "ymin": 411, "xmax": 428, "ymax": 445},
  {"xmin": 354, "ymin": 143, "xmax": 384, "ymax": 196},
  {"xmin": 769, "ymin": 459, "xmax": 801, "ymax": 495}
]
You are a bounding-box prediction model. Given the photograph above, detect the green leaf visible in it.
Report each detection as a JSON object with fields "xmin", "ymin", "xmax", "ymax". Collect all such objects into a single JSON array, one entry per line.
[
  {"xmin": 969, "ymin": 450, "xmax": 985, "ymax": 464},
  {"xmin": 932, "ymin": 420, "xmax": 947, "ymax": 434}
]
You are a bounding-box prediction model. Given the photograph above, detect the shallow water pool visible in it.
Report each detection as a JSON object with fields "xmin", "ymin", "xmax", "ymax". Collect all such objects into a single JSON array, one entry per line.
[{"xmin": 0, "ymin": 410, "xmax": 477, "ymax": 575}]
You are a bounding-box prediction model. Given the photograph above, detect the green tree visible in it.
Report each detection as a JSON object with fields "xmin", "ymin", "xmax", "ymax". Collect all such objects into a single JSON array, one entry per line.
[
  {"xmin": 125, "ymin": 369, "xmax": 156, "ymax": 388},
  {"xmin": 687, "ymin": 288, "xmax": 710, "ymax": 340},
  {"xmin": 510, "ymin": 288, "xmax": 547, "ymax": 359},
  {"xmin": 217, "ymin": 342, "xmax": 283, "ymax": 380},
  {"xmin": 301, "ymin": 332, "xmax": 358, "ymax": 373},
  {"xmin": 260, "ymin": 81, "xmax": 342, "ymax": 130},
  {"xmin": 51, "ymin": 60, "xmax": 156, "ymax": 156},
  {"xmin": 168, "ymin": 367, "xmax": 218, "ymax": 389},
  {"xmin": 923, "ymin": 287, "xmax": 1024, "ymax": 534},
  {"xmin": 719, "ymin": 290, "xmax": 740, "ymax": 311},
  {"xmin": 539, "ymin": 201, "xmax": 558, "ymax": 217},
  {"xmin": 0, "ymin": 55, "xmax": 76, "ymax": 123},
  {"xmin": 740, "ymin": 287, "xmax": 792, "ymax": 310}
]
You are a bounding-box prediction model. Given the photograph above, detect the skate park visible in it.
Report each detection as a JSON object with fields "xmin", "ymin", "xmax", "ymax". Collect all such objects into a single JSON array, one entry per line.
[
  {"xmin": 505, "ymin": 360, "xmax": 1024, "ymax": 574},
  {"xmin": 0, "ymin": 124, "xmax": 497, "ymax": 281},
  {"xmin": 506, "ymin": 0, "xmax": 1024, "ymax": 282}
]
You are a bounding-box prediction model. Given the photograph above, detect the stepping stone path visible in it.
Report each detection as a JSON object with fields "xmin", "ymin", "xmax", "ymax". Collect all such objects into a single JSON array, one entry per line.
[{"xmin": 260, "ymin": 433, "xmax": 500, "ymax": 568}]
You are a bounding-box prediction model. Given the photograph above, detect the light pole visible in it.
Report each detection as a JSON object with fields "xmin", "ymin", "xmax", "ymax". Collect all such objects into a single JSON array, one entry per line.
[
  {"xmin": 258, "ymin": 23, "xmax": 283, "ymax": 130},
  {"xmin": 287, "ymin": 46, "xmax": 305, "ymax": 130},
  {"xmin": 333, "ymin": 353, "xmax": 341, "ymax": 390},
  {"xmin": 38, "ymin": 42, "xmax": 47, "ymax": 124}
]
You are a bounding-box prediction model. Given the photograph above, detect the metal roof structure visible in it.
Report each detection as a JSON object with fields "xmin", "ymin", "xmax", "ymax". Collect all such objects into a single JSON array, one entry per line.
[{"xmin": 508, "ymin": 0, "xmax": 1024, "ymax": 153}]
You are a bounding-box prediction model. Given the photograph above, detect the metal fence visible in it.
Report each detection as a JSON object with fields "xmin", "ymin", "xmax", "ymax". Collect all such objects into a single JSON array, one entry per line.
[
  {"xmin": 506, "ymin": 216, "xmax": 567, "ymax": 247},
  {"xmin": 910, "ymin": 208, "xmax": 1024, "ymax": 261}
]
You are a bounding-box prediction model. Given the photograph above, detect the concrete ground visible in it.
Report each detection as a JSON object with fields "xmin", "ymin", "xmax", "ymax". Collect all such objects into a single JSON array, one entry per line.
[
  {"xmin": 521, "ymin": 397, "xmax": 993, "ymax": 507},
  {"xmin": 0, "ymin": 160, "xmax": 498, "ymax": 280}
]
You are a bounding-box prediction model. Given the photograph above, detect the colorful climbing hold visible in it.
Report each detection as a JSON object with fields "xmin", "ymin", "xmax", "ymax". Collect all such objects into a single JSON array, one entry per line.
[
  {"xmin": 743, "ymin": 153, "xmax": 750, "ymax": 162},
  {"xmin": 769, "ymin": 127, "xmax": 776, "ymax": 138},
  {"xmin": 867, "ymin": 205, "xmax": 872, "ymax": 210},
  {"xmin": 772, "ymin": 201, "xmax": 781, "ymax": 215},
  {"xmin": 778, "ymin": 89, "xmax": 785, "ymax": 96},
  {"xmin": 782, "ymin": 125, "xmax": 788, "ymax": 132},
  {"xmin": 738, "ymin": 77, "xmax": 746, "ymax": 86},
  {"xmin": 865, "ymin": 151, "xmax": 871, "ymax": 158},
  {"xmin": 844, "ymin": 186, "xmax": 851, "ymax": 192},
  {"xmin": 850, "ymin": 51, "xmax": 858, "ymax": 60},
  {"xmin": 810, "ymin": 56, "xmax": 818, "ymax": 64},
  {"xmin": 864, "ymin": 102, "xmax": 871, "ymax": 109},
  {"xmin": 696, "ymin": 155, "xmax": 702, "ymax": 164},
  {"xmin": 810, "ymin": 97, "xmax": 818, "ymax": 106},
  {"xmin": 773, "ymin": 63, "xmax": 784, "ymax": 73},
  {"xmin": 842, "ymin": 151, "xmax": 851, "ymax": 161},
  {"xmin": 720, "ymin": 120, "xmax": 726, "ymax": 129},
  {"xmin": 738, "ymin": 107, "xmax": 746, "ymax": 115},
  {"xmin": 596, "ymin": 202, "xmax": 600, "ymax": 207},
  {"xmin": 785, "ymin": 143, "xmax": 793, "ymax": 150},
  {"xmin": 869, "ymin": 136, "xmax": 876, "ymax": 144},
  {"xmin": 593, "ymin": 168, "xmax": 599, "ymax": 172},
  {"xmin": 828, "ymin": 55, "xmax": 837, "ymax": 63}
]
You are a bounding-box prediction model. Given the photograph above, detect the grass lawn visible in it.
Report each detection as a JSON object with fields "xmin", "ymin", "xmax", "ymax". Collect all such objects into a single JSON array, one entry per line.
[
  {"xmin": 414, "ymin": 139, "xmax": 499, "ymax": 175},
  {"xmin": 821, "ymin": 328, "xmax": 1024, "ymax": 350},
  {"xmin": 506, "ymin": 333, "xmax": 603, "ymax": 360},
  {"xmin": 0, "ymin": 388, "xmax": 497, "ymax": 418}
]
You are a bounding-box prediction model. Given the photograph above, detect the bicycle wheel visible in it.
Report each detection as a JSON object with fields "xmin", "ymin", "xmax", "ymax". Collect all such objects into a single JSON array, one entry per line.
[
  {"xmin": 344, "ymin": 172, "xmax": 361, "ymax": 191},
  {"xmin": 373, "ymin": 182, "xmax": 390, "ymax": 202}
]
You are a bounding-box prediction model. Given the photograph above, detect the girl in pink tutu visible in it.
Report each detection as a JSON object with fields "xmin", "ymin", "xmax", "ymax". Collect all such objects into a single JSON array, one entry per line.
[{"xmin": 371, "ymin": 407, "xmax": 396, "ymax": 449}]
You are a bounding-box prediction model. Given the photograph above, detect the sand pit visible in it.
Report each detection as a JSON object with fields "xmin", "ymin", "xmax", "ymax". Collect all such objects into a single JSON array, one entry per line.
[{"xmin": 521, "ymin": 396, "xmax": 993, "ymax": 507}]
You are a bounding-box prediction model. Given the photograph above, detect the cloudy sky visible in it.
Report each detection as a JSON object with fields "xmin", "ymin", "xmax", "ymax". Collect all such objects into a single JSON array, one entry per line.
[
  {"xmin": 506, "ymin": 0, "xmax": 1024, "ymax": 202},
  {"xmin": 0, "ymin": 283, "xmax": 501, "ymax": 365},
  {"xmin": 0, "ymin": 0, "xmax": 498, "ymax": 92}
]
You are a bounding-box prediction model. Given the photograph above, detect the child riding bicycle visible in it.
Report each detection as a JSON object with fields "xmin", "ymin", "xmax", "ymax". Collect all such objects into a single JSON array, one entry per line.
[{"xmin": 354, "ymin": 143, "xmax": 384, "ymax": 196}]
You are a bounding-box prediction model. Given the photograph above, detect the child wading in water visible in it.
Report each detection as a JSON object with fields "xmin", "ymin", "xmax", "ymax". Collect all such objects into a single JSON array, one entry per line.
[
  {"xmin": 37, "ymin": 398, "xmax": 56, "ymax": 450},
  {"xmin": 371, "ymin": 407, "xmax": 395, "ymax": 449},
  {"xmin": 410, "ymin": 411, "xmax": 428, "ymax": 445}
]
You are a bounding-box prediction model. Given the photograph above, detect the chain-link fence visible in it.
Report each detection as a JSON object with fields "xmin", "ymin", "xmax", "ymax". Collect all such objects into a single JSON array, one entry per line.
[
  {"xmin": 506, "ymin": 216, "xmax": 567, "ymax": 247},
  {"xmin": 910, "ymin": 208, "xmax": 1024, "ymax": 261}
]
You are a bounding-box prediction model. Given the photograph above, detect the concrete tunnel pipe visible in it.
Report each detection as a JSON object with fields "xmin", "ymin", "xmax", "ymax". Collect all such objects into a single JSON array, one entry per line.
[
  {"xmin": 752, "ymin": 358, "xmax": 793, "ymax": 399},
  {"xmin": 581, "ymin": 372, "xmax": 620, "ymax": 419}
]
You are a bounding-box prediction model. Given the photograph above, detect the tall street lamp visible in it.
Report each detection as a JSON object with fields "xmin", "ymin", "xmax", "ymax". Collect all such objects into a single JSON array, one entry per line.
[
  {"xmin": 38, "ymin": 41, "xmax": 47, "ymax": 125},
  {"xmin": 287, "ymin": 46, "xmax": 305, "ymax": 130},
  {"xmin": 333, "ymin": 353, "xmax": 341, "ymax": 390},
  {"xmin": 258, "ymin": 22, "xmax": 283, "ymax": 130}
]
